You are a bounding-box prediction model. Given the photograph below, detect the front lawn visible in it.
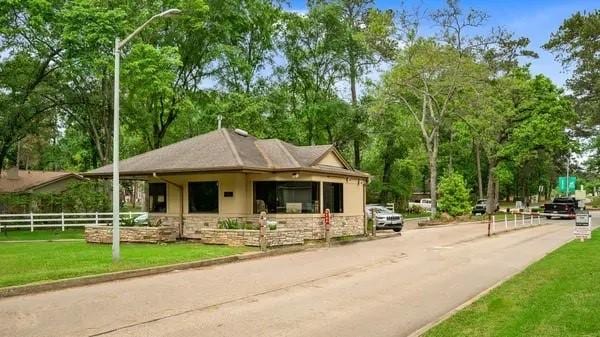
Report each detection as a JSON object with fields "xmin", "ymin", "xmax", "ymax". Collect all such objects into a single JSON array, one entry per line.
[
  {"xmin": 0, "ymin": 228, "xmax": 84, "ymax": 241},
  {"xmin": 0, "ymin": 241, "xmax": 251, "ymax": 288},
  {"xmin": 424, "ymin": 229, "xmax": 600, "ymax": 337}
]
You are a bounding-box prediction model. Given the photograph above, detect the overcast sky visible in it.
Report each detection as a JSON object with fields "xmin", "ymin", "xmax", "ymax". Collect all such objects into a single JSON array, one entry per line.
[{"xmin": 286, "ymin": 0, "xmax": 598, "ymax": 88}]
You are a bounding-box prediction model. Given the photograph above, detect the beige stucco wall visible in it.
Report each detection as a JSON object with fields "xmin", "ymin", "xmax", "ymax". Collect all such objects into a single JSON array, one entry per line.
[
  {"xmin": 146, "ymin": 171, "xmax": 366, "ymax": 217},
  {"xmin": 317, "ymin": 152, "xmax": 345, "ymax": 168}
]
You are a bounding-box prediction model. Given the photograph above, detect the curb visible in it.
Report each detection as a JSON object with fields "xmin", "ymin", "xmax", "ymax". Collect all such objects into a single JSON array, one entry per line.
[
  {"xmin": 0, "ymin": 239, "xmax": 85, "ymax": 243},
  {"xmin": 406, "ymin": 227, "xmax": 569, "ymax": 337},
  {"xmin": 0, "ymin": 245, "xmax": 306, "ymax": 299}
]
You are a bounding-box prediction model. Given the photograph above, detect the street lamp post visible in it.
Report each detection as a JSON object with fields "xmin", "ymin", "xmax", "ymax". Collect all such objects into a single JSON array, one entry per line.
[{"xmin": 112, "ymin": 9, "xmax": 181, "ymax": 261}]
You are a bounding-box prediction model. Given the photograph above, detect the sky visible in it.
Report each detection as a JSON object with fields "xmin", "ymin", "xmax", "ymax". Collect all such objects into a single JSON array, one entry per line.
[{"xmin": 286, "ymin": 0, "xmax": 599, "ymax": 88}]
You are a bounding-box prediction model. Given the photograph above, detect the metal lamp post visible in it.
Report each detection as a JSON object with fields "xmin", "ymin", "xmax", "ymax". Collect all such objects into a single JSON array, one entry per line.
[{"xmin": 112, "ymin": 8, "xmax": 181, "ymax": 261}]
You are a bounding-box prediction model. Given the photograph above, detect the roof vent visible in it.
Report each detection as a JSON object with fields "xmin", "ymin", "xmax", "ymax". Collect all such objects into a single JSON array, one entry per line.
[{"xmin": 234, "ymin": 128, "xmax": 248, "ymax": 137}]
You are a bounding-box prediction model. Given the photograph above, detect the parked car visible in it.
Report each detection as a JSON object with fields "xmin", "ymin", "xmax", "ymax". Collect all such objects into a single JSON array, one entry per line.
[
  {"xmin": 471, "ymin": 199, "xmax": 499, "ymax": 215},
  {"xmin": 134, "ymin": 213, "xmax": 149, "ymax": 225},
  {"xmin": 408, "ymin": 198, "xmax": 432, "ymax": 212},
  {"xmin": 543, "ymin": 197, "xmax": 579, "ymax": 219},
  {"xmin": 365, "ymin": 205, "xmax": 403, "ymax": 232}
]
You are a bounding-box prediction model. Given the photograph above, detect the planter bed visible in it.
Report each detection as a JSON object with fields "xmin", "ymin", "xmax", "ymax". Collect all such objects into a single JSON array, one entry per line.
[
  {"xmin": 85, "ymin": 225, "xmax": 177, "ymax": 243},
  {"xmin": 198, "ymin": 228, "xmax": 304, "ymax": 247}
]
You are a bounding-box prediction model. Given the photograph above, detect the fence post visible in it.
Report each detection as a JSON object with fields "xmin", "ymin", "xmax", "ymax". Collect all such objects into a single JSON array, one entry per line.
[
  {"xmin": 514, "ymin": 215, "xmax": 517, "ymax": 229},
  {"xmin": 492, "ymin": 215, "xmax": 496, "ymax": 234},
  {"xmin": 371, "ymin": 208, "xmax": 376, "ymax": 237},
  {"xmin": 522, "ymin": 214, "xmax": 525, "ymax": 227},
  {"xmin": 505, "ymin": 214, "xmax": 508, "ymax": 230},
  {"xmin": 538, "ymin": 215, "xmax": 541, "ymax": 225},
  {"xmin": 530, "ymin": 214, "xmax": 533, "ymax": 226},
  {"xmin": 95, "ymin": 212, "xmax": 99, "ymax": 225},
  {"xmin": 61, "ymin": 212, "xmax": 65, "ymax": 231},
  {"xmin": 30, "ymin": 213, "xmax": 34, "ymax": 232}
]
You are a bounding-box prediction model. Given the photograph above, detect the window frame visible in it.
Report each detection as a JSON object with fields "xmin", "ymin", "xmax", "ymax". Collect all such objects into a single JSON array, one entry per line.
[
  {"xmin": 188, "ymin": 181, "xmax": 219, "ymax": 214},
  {"xmin": 253, "ymin": 180, "xmax": 320, "ymax": 214},
  {"xmin": 148, "ymin": 182, "xmax": 167, "ymax": 213},
  {"xmin": 323, "ymin": 182, "xmax": 344, "ymax": 214}
]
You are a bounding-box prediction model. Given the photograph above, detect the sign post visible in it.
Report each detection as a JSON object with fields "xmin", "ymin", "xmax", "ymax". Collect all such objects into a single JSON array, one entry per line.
[
  {"xmin": 324, "ymin": 209, "xmax": 331, "ymax": 246},
  {"xmin": 574, "ymin": 212, "xmax": 591, "ymax": 242}
]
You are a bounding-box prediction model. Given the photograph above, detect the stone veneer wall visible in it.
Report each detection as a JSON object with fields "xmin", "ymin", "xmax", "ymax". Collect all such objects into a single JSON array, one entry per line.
[
  {"xmin": 245, "ymin": 214, "xmax": 365, "ymax": 240},
  {"xmin": 198, "ymin": 228, "xmax": 304, "ymax": 247},
  {"xmin": 85, "ymin": 225, "xmax": 178, "ymax": 243}
]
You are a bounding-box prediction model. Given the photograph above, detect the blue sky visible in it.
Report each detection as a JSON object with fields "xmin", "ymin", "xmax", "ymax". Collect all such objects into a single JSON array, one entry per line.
[{"xmin": 286, "ymin": 0, "xmax": 599, "ymax": 88}]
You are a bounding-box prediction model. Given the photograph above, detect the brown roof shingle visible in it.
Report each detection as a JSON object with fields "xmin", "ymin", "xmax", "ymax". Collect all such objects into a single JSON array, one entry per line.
[
  {"xmin": 0, "ymin": 170, "xmax": 82, "ymax": 193},
  {"xmin": 86, "ymin": 129, "xmax": 367, "ymax": 178}
]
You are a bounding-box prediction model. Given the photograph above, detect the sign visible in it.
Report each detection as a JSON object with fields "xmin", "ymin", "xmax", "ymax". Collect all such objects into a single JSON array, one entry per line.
[
  {"xmin": 574, "ymin": 212, "xmax": 591, "ymax": 241},
  {"xmin": 323, "ymin": 209, "xmax": 331, "ymax": 228},
  {"xmin": 558, "ymin": 176, "xmax": 576, "ymax": 193}
]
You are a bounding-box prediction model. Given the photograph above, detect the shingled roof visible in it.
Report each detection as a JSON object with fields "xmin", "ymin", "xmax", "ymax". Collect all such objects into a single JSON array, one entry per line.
[
  {"xmin": 86, "ymin": 129, "xmax": 367, "ymax": 178},
  {"xmin": 0, "ymin": 170, "xmax": 84, "ymax": 193}
]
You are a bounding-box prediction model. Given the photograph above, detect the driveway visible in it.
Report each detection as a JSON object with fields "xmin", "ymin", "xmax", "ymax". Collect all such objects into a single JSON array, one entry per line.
[{"xmin": 0, "ymin": 216, "xmax": 593, "ymax": 337}]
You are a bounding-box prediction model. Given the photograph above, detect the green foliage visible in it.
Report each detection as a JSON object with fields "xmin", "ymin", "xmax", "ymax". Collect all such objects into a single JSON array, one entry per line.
[
  {"xmin": 217, "ymin": 218, "xmax": 259, "ymax": 230},
  {"xmin": 437, "ymin": 173, "xmax": 472, "ymax": 217}
]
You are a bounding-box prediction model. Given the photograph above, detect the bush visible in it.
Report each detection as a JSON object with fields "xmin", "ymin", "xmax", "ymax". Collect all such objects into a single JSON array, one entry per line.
[
  {"xmin": 591, "ymin": 197, "xmax": 600, "ymax": 208},
  {"xmin": 437, "ymin": 173, "xmax": 472, "ymax": 217},
  {"xmin": 218, "ymin": 219, "xmax": 259, "ymax": 230}
]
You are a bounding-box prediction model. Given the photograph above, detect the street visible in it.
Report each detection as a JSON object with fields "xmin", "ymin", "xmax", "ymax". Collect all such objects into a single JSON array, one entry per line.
[{"xmin": 0, "ymin": 216, "xmax": 594, "ymax": 337}]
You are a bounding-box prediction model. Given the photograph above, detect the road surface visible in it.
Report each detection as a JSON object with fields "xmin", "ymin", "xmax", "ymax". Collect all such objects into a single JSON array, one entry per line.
[{"xmin": 0, "ymin": 215, "xmax": 594, "ymax": 337}]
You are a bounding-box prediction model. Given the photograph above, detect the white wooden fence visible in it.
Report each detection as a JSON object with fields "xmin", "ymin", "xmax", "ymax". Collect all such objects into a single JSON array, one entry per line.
[{"xmin": 0, "ymin": 212, "xmax": 147, "ymax": 232}]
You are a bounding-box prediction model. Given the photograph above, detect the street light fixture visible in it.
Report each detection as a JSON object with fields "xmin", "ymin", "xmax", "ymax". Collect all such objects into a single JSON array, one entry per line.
[{"xmin": 112, "ymin": 8, "xmax": 181, "ymax": 261}]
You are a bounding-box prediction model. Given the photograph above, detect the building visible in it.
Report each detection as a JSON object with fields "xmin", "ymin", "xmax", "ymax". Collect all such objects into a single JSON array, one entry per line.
[
  {"xmin": 85, "ymin": 128, "xmax": 369, "ymax": 240},
  {"xmin": 0, "ymin": 168, "xmax": 84, "ymax": 194}
]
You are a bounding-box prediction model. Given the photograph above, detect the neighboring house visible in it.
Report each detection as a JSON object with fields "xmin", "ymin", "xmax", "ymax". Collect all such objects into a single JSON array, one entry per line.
[
  {"xmin": 85, "ymin": 128, "xmax": 369, "ymax": 240},
  {"xmin": 0, "ymin": 168, "xmax": 84, "ymax": 194}
]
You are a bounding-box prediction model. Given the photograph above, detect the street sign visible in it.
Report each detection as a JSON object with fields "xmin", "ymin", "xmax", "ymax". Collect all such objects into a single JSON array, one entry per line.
[{"xmin": 558, "ymin": 176, "xmax": 576, "ymax": 193}]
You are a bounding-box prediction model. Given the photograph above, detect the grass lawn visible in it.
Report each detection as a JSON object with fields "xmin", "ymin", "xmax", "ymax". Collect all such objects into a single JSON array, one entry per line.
[
  {"xmin": 0, "ymin": 241, "xmax": 251, "ymax": 288},
  {"xmin": 424, "ymin": 229, "xmax": 600, "ymax": 337},
  {"xmin": 0, "ymin": 228, "xmax": 85, "ymax": 241}
]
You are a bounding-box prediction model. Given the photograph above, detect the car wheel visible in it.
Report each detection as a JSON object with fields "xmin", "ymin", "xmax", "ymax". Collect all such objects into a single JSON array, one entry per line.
[
  {"xmin": 393, "ymin": 228, "xmax": 401, "ymax": 232},
  {"xmin": 546, "ymin": 216, "xmax": 552, "ymax": 219}
]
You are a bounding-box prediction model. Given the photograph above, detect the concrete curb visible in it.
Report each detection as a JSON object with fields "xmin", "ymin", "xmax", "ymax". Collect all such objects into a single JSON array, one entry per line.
[
  {"xmin": 0, "ymin": 246, "xmax": 306, "ymax": 299},
  {"xmin": 406, "ymin": 230, "xmax": 568, "ymax": 337},
  {"xmin": 0, "ymin": 239, "xmax": 85, "ymax": 243}
]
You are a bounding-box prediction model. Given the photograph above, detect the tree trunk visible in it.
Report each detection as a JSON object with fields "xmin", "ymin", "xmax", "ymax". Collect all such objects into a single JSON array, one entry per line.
[
  {"xmin": 349, "ymin": 57, "xmax": 361, "ymax": 170},
  {"xmin": 428, "ymin": 132, "xmax": 439, "ymax": 217},
  {"xmin": 475, "ymin": 141, "xmax": 484, "ymax": 199}
]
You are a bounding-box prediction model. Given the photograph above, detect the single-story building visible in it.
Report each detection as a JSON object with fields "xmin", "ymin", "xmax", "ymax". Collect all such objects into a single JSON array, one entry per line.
[
  {"xmin": 0, "ymin": 168, "xmax": 84, "ymax": 194},
  {"xmin": 85, "ymin": 128, "xmax": 369, "ymax": 240}
]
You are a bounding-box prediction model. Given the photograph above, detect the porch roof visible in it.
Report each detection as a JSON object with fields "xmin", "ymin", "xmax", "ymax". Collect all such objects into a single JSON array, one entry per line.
[{"xmin": 85, "ymin": 129, "xmax": 368, "ymax": 178}]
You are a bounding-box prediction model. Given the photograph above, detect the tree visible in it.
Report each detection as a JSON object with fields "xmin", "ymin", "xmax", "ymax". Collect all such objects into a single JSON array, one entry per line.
[
  {"xmin": 437, "ymin": 172, "xmax": 471, "ymax": 217},
  {"xmin": 382, "ymin": 39, "xmax": 487, "ymax": 216},
  {"xmin": 0, "ymin": 0, "xmax": 64, "ymax": 172},
  {"xmin": 544, "ymin": 10, "xmax": 600, "ymax": 171}
]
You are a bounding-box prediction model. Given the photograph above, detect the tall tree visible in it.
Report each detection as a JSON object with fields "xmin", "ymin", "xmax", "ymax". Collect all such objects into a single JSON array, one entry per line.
[{"xmin": 382, "ymin": 39, "xmax": 487, "ymax": 216}]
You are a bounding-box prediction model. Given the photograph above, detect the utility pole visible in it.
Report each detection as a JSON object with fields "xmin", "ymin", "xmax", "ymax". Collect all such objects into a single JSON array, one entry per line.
[{"xmin": 566, "ymin": 155, "xmax": 570, "ymax": 196}]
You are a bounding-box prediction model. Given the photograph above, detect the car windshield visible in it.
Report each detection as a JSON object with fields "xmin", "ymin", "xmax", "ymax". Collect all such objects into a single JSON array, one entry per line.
[
  {"xmin": 370, "ymin": 207, "xmax": 391, "ymax": 214},
  {"xmin": 477, "ymin": 200, "xmax": 487, "ymax": 205}
]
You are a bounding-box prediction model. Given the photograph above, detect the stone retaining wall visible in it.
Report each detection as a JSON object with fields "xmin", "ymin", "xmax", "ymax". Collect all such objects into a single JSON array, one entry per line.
[
  {"xmin": 245, "ymin": 214, "xmax": 365, "ymax": 240},
  {"xmin": 85, "ymin": 225, "xmax": 178, "ymax": 243},
  {"xmin": 198, "ymin": 228, "xmax": 304, "ymax": 247}
]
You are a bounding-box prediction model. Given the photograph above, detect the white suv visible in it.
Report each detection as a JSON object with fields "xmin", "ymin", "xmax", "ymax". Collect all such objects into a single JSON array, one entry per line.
[{"xmin": 365, "ymin": 205, "xmax": 404, "ymax": 232}]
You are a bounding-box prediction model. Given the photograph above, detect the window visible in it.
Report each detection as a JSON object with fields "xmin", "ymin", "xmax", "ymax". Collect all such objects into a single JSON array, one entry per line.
[
  {"xmin": 323, "ymin": 182, "xmax": 343, "ymax": 213},
  {"xmin": 254, "ymin": 181, "xmax": 320, "ymax": 214},
  {"xmin": 188, "ymin": 182, "xmax": 219, "ymax": 213},
  {"xmin": 149, "ymin": 183, "xmax": 167, "ymax": 213}
]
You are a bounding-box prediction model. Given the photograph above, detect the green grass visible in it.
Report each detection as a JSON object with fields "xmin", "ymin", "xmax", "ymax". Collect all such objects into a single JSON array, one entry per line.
[
  {"xmin": 0, "ymin": 242, "xmax": 251, "ymax": 288},
  {"xmin": 0, "ymin": 228, "xmax": 85, "ymax": 241},
  {"xmin": 424, "ymin": 229, "xmax": 600, "ymax": 337}
]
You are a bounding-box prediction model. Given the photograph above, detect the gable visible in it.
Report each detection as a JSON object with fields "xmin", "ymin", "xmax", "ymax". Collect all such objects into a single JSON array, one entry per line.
[{"xmin": 316, "ymin": 152, "xmax": 346, "ymax": 168}]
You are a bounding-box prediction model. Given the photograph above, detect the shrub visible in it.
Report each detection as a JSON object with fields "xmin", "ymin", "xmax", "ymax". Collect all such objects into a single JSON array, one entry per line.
[
  {"xmin": 437, "ymin": 173, "xmax": 472, "ymax": 217},
  {"xmin": 218, "ymin": 218, "xmax": 242, "ymax": 229},
  {"xmin": 591, "ymin": 197, "xmax": 600, "ymax": 208}
]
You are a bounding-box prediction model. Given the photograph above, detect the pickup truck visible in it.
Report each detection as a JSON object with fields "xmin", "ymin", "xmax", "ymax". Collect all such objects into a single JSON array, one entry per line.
[
  {"xmin": 543, "ymin": 197, "xmax": 579, "ymax": 219},
  {"xmin": 408, "ymin": 198, "xmax": 432, "ymax": 211}
]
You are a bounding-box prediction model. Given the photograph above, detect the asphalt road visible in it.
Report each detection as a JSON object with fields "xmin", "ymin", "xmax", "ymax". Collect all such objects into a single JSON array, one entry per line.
[{"xmin": 1, "ymin": 215, "xmax": 595, "ymax": 337}]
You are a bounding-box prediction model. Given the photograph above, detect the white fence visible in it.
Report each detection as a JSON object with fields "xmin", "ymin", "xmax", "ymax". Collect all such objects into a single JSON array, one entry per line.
[
  {"xmin": 489, "ymin": 212, "xmax": 575, "ymax": 235},
  {"xmin": 0, "ymin": 212, "xmax": 147, "ymax": 232}
]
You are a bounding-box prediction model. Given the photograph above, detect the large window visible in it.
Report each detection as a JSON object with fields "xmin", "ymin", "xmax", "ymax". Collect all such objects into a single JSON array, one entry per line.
[
  {"xmin": 188, "ymin": 182, "xmax": 219, "ymax": 213},
  {"xmin": 254, "ymin": 181, "xmax": 320, "ymax": 214},
  {"xmin": 149, "ymin": 183, "xmax": 167, "ymax": 213},
  {"xmin": 323, "ymin": 182, "xmax": 343, "ymax": 213}
]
